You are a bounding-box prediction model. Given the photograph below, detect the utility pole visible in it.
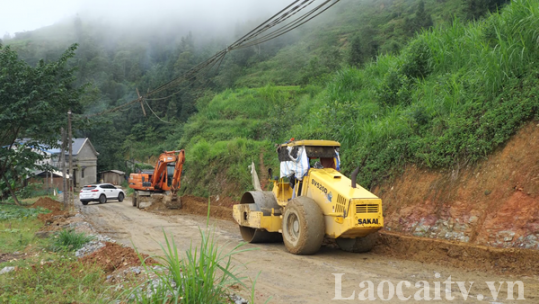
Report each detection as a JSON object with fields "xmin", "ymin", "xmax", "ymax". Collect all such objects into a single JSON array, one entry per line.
[
  {"xmin": 61, "ymin": 128, "xmax": 67, "ymax": 209},
  {"xmin": 68, "ymin": 109, "xmax": 73, "ymax": 208},
  {"xmin": 47, "ymin": 171, "xmax": 51, "ymax": 195}
]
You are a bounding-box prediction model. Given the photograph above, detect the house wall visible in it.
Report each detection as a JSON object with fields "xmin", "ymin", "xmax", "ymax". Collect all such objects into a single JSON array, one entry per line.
[
  {"xmin": 102, "ymin": 173, "xmax": 125, "ymax": 185},
  {"xmin": 27, "ymin": 177, "xmax": 66, "ymax": 190},
  {"xmin": 46, "ymin": 139, "xmax": 98, "ymax": 188},
  {"xmin": 73, "ymin": 141, "xmax": 98, "ymax": 187}
]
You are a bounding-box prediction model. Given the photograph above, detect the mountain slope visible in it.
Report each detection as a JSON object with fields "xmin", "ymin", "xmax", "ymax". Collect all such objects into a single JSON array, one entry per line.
[{"xmin": 179, "ymin": 0, "xmax": 538, "ymax": 199}]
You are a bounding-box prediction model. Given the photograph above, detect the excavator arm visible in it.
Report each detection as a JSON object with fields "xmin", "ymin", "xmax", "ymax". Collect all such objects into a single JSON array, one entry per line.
[
  {"xmin": 170, "ymin": 150, "xmax": 185, "ymax": 198},
  {"xmin": 150, "ymin": 150, "xmax": 184, "ymax": 191}
]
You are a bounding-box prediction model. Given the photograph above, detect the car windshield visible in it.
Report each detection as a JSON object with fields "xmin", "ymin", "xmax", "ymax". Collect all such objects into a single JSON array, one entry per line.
[{"xmin": 83, "ymin": 186, "xmax": 96, "ymax": 190}]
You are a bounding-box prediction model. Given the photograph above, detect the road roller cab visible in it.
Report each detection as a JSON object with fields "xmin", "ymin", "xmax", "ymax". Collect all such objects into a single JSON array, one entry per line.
[{"xmin": 232, "ymin": 140, "xmax": 383, "ymax": 255}]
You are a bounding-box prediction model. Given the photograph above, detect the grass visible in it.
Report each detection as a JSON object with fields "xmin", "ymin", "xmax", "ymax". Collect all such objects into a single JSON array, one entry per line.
[
  {"xmin": 0, "ymin": 258, "xmax": 116, "ymax": 304},
  {"xmin": 0, "ymin": 199, "xmax": 116, "ymax": 303},
  {"xmin": 178, "ymin": 85, "xmax": 313, "ymax": 198},
  {"xmin": 0, "ymin": 203, "xmax": 51, "ymax": 253},
  {"xmin": 131, "ymin": 199, "xmax": 260, "ymax": 303},
  {"xmin": 51, "ymin": 229, "xmax": 95, "ymax": 252},
  {"xmin": 0, "ymin": 204, "xmax": 49, "ymax": 221},
  {"xmin": 131, "ymin": 228, "xmax": 257, "ymax": 304},
  {"xmin": 2, "ymin": 196, "xmax": 265, "ymax": 303},
  {"xmin": 0, "ymin": 204, "xmax": 119, "ymax": 303},
  {"xmin": 0, "ymin": 218, "xmax": 49, "ymax": 254}
]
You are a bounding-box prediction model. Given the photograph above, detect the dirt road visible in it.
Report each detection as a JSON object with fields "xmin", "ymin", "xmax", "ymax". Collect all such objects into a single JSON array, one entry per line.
[{"xmin": 80, "ymin": 198, "xmax": 539, "ymax": 303}]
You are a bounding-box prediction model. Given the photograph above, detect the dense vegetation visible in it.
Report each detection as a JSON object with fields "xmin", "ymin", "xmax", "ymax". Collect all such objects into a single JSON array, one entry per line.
[
  {"xmin": 181, "ymin": 0, "xmax": 537, "ymax": 196},
  {"xmin": 295, "ymin": 0, "xmax": 539, "ymax": 187},
  {"xmin": 4, "ymin": 0, "xmax": 528, "ymax": 199}
]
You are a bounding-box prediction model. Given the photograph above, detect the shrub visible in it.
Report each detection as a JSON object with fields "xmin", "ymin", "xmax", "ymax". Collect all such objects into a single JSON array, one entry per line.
[
  {"xmin": 52, "ymin": 229, "xmax": 94, "ymax": 252},
  {"xmin": 0, "ymin": 205, "xmax": 49, "ymax": 221}
]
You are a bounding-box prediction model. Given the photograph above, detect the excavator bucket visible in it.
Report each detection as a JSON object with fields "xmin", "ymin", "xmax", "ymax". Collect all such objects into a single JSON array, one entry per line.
[
  {"xmin": 164, "ymin": 194, "xmax": 182, "ymax": 209},
  {"xmin": 134, "ymin": 193, "xmax": 181, "ymax": 210}
]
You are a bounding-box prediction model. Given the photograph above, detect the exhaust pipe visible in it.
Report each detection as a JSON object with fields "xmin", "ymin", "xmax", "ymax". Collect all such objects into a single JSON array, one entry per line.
[
  {"xmin": 250, "ymin": 161, "xmax": 262, "ymax": 191},
  {"xmin": 351, "ymin": 166, "xmax": 360, "ymax": 188},
  {"xmin": 351, "ymin": 154, "xmax": 369, "ymax": 188}
]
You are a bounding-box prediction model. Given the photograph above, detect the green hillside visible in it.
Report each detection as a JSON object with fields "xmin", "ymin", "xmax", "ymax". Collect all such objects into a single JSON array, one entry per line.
[
  {"xmin": 4, "ymin": 0, "xmax": 528, "ymax": 200},
  {"xmin": 179, "ymin": 0, "xmax": 538, "ymax": 198}
]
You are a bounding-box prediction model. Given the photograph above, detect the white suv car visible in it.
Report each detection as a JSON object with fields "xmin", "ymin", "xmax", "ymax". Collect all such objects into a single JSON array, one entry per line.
[{"xmin": 79, "ymin": 183, "xmax": 126, "ymax": 205}]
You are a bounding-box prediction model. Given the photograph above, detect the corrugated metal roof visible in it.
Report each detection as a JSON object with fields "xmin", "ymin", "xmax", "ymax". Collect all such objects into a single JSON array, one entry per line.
[
  {"xmin": 17, "ymin": 138, "xmax": 98, "ymax": 156},
  {"xmin": 100, "ymin": 170, "xmax": 125, "ymax": 175},
  {"xmin": 46, "ymin": 138, "xmax": 86, "ymax": 155},
  {"xmin": 32, "ymin": 170, "xmax": 70, "ymax": 178}
]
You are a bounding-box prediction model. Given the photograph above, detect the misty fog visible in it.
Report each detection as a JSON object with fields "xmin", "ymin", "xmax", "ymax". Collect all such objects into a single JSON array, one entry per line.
[
  {"xmin": 78, "ymin": 0, "xmax": 294, "ymax": 31},
  {"xmin": 6, "ymin": 0, "xmax": 327, "ymax": 45}
]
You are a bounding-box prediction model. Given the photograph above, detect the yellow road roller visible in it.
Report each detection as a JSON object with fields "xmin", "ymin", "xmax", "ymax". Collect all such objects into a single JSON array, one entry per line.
[{"xmin": 233, "ymin": 140, "xmax": 383, "ymax": 255}]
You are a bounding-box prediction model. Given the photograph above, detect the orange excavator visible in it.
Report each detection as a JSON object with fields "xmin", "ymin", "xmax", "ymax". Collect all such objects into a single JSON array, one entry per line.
[{"xmin": 128, "ymin": 150, "xmax": 185, "ymax": 209}]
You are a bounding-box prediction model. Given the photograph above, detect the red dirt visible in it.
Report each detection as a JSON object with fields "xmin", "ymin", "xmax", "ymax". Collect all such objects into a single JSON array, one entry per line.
[
  {"xmin": 80, "ymin": 242, "xmax": 157, "ymax": 273},
  {"xmin": 375, "ymin": 231, "xmax": 539, "ymax": 276},
  {"xmin": 32, "ymin": 197, "xmax": 63, "ymax": 212},
  {"xmin": 376, "ymin": 121, "xmax": 539, "ymax": 249},
  {"xmin": 144, "ymin": 195, "xmax": 233, "ymax": 221},
  {"xmin": 181, "ymin": 195, "xmax": 233, "ymax": 220},
  {"xmin": 32, "ymin": 197, "xmax": 74, "ymax": 225}
]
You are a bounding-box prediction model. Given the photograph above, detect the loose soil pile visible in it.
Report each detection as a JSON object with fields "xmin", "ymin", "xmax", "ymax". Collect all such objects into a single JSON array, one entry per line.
[
  {"xmin": 80, "ymin": 242, "xmax": 157, "ymax": 273},
  {"xmin": 32, "ymin": 197, "xmax": 72, "ymax": 224},
  {"xmin": 32, "ymin": 197, "xmax": 63, "ymax": 211},
  {"xmin": 375, "ymin": 231, "xmax": 539, "ymax": 276},
  {"xmin": 30, "ymin": 197, "xmax": 82, "ymax": 232},
  {"xmin": 144, "ymin": 195, "xmax": 233, "ymax": 221}
]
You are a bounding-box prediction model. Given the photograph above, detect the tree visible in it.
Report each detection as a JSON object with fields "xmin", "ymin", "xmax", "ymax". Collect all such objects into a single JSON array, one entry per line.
[
  {"xmin": 358, "ymin": 26, "xmax": 380, "ymax": 61},
  {"xmin": 415, "ymin": 0, "xmax": 433, "ymax": 29},
  {"xmin": 0, "ymin": 43, "xmax": 83, "ymax": 204},
  {"xmin": 463, "ymin": 0, "xmax": 511, "ymax": 21},
  {"xmin": 405, "ymin": 0, "xmax": 434, "ymax": 35},
  {"xmin": 348, "ymin": 35, "xmax": 364, "ymax": 67}
]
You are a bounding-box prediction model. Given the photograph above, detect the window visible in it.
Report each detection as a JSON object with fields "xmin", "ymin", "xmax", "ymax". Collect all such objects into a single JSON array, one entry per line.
[{"xmin": 82, "ymin": 168, "xmax": 85, "ymax": 178}]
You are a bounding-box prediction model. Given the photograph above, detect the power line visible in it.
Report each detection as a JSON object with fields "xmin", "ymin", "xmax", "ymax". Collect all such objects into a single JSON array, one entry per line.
[
  {"xmin": 145, "ymin": 100, "xmax": 173, "ymax": 124},
  {"xmin": 78, "ymin": 0, "xmax": 341, "ymax": 120},
  {"xmin": 238, "ymin": 0, "xmax": 340, "ymax": 49}
]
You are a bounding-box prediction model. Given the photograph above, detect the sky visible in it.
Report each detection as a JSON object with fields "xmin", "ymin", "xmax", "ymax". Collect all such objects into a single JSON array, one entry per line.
[
  {"xmin": 0, "ymin": 0, "xmax": 81, "ymax": 36},
  {"xmin": 0, "ymin": 0, "xmax": 294, "ymax": 38}
]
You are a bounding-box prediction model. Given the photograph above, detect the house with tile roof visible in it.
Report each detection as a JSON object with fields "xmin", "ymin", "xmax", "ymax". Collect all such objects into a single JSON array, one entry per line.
[
  {"xmin": 49, "ymin": 138, "xmax": 99, "ymax": 187},
  {"xmin": 29, "ymin": 138, "xmax": 99, "ymax": 188}
]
